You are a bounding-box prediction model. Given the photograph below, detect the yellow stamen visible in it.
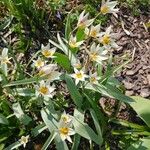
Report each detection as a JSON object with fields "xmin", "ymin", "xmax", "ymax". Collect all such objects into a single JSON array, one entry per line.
[
  {"xmin": 42, "ymin": 50, "xmax": 53, "ymax": 57},
  {"xmin": 90, "ymin": 52, "xmax": 98, "ymax": 61},
  {"xmin": 21, "ymin": 137, "xmax": 28, "ymax": 143},
  {"xmin": 39, "ymin": 86, "xmax": 48, "ymax": 95},
  {"xmin": 69, "ymin": 41, "xmax": 77, "ymax": 48},
  {"xmin": 75, "ymin": 72, "xmax": 83, "ymax": 79},
  {"xmin": 101, "ymin": 5, "xmax": 109, "ymax": 14},
  {"xmin": 90, "ymin": 77, "xmax": 96, "ymax": 83},
  {"xmin": 1, "ymin": 57, "xmax": 10, "ymax": 64},
  {"xmin": 90, "ymin": 30, "xmax": 97, "ymax": 38},
  {"xmin": 35, "ymin": 60, "xmax": 44, "ymax": 67},
  {"xmin": 101, "ymin": 35, "xmax": 111, "ymax": 45},
  {"xmin": 59, "ymin": 127, "xmax": 69, "ymax": 135}
]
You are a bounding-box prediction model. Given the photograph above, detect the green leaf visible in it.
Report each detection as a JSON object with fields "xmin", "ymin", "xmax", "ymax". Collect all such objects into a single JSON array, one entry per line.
[
  {"xmin": 13, "ymin": 88, "xmax": 35, "ymax": 96},
  {"xmin": 4, "ymin": 141, "xmax": 22, "ymax": 150},
  {"xmin": 130, "ymin": 96, "xmax": 150, "ymax": 128},
  {"xmin": 76, "ymin": 28, "xmax": 85, "ymax": 41},
  {"xmin": 65, "ymin": 12, "xmax": 71, "ymax": 40},
  {"xmin": 0, "ymin": 16, "xmax": 13, "ymax": 30},
  {"xmin": 41, "ymin": 132, "xmax": 57, "ymax": 150},
  {"xmin": 0, "ymin": 114, "xmax": 9, "ymax": 125},
  {"xmin": 3, "ymin": 76, "xmax": 45, "ymax": 87},
  {"xmin": 12, "ymin": 102, "xmax": 32, "ymax": 125},
  {"xmin": 127, "ymin": 138, "xmax": 150, "ymax": 150},
  {"xmin": 73, "ymin": 116, "xmax": 100, "ymax": 145},
  {"xmin": 90, "ymin": 109, "xmax": 103, "ymax": 146},
  {"xmin": 54, "ymin": 53, "xmax": 71, "ymax": 71},
  {"xmin": 65, "ymin": 75, "xmax": 83, "ymax": 108},
  {"xmin": 31, "ymin": 123, "xmax": 47, "ymax": 137},
  {"xmin": 94, "ymin": 84, "xmax": 134, "ymax": 103}
]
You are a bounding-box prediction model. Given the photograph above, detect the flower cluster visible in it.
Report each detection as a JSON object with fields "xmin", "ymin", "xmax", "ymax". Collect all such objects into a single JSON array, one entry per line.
[
  {"xmin": 58, "ymin": 112, "xmax": 75, "ymax": 142},
  {"xmin": 68, "ymin": 2, "xmax": 118, "ymax": 86}
]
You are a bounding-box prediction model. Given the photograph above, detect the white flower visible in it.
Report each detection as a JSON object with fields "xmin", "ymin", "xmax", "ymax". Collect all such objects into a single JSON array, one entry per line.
[
  {"xmin": 71, "ymin": 68, "xmax": 88, "ymax": 85},
  {"xmin": 60, "ymin": 112, "xmax": 72, "ymax": 125},
  {"xmin": 41, "ymin": 43, "xmax": 56, "ymax": 58},
  {"xmin": 71, "ymin": 60, "xmax": 82, "ymax": 69},
  {"xmin": 0, "ymin": 48, "xmax": 11, "ymax": 64},
  {"xmin": 33, "ymin": 57, "xmax": 45, "ymax": 69},
  {"xmin": 85, "ymin": 24, "xmax": 101, "ymax": 38},
  {"xmin": 88, "ymin": 42, "xmax": 108, "ymax": 64},
  {"xmin": 100, "ymin": 0, "xmax": 119, "ymax": 17},
  {"xmin": 35, "ymin": 80, "xmax": 55, "ymax": 98},
  {"xmin": 98, "ymin": 26, "xmax": 118, "ymax": 48},
  {"xmin": 38, "ymin": 64, "xmax": 61, "ymax": 81},
  {"xmin": 89, "ymin": 72, "xmax": 100, "ymax": 84},
  {"xmin": 77, "ymin": 10, "xmax": 94, "ymax": 28},
  {"xmin": 20, "ymin": 135, "xmax": 29, "ymax": 148},
  {"xmin": 69, "ymin": 35, "xmax": 84, "ymax": 48},
  {"xmin": 58, "ymin": 126, "xmax": 75, "ymax": 143},
  {"xmin": 0, "ymin": 48, "xmax": 11, "ymax": 76}
]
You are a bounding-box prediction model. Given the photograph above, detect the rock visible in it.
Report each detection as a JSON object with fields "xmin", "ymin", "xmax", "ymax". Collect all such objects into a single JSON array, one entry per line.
[
  {"xmin": 126, "ymin": 70, "xmax": 136, "ymax": 75},
  {"xmin": 147, "ymin": 74, "xmax": 150, "ymax": 85},
  {"xmin": 123, "ymin": 81, "xmax": 134, "ymax": 90},
  {"xmin": 140, "ymin": 89, "xmax": 150, "ymax": 98},
  {"xmin": 125, "ymin": 90, "xmax": 134, "ymax": 96}
]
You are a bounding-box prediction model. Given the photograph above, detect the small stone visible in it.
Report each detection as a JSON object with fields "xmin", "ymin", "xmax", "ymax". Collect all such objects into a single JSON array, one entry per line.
[
  {"xmin": 126, "ymin": 70, "xmax": 136, "ymax": 75},
  {"xmin": 125, "ymin": 90, "xmax": 134, "ymax": 96},
  {"xmin": 124, "ymin": 81, "xmax": 134, "ymax": 90},
  {"xmin": 140, "ymin": 89, "xmax": 150, "ymax": 98},
  {"xmin": 147, "ymin": 74, "xmax": 150, "ymax": 85}
]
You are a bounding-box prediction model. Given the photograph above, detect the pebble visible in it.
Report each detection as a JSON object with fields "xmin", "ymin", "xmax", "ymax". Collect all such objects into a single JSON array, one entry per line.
[{"xmin": 140, "ymin": 89, "xmax": 150, "ymax": 98}]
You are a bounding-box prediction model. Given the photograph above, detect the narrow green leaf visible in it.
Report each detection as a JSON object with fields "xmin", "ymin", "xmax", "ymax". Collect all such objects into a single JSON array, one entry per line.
[
  {"xmin": 73, "ymin": 117, "xmax": 99, "ymax": 145},
  {"xmin": 31, "ymin": 123, "xmax": 47, "ymax": 137},
  {"xmin": 3, "ymin": 76, "xmax": 45, "ymax": 87},
  {"xmin": 127, "ymin": 138, "xmax": 150, "ymax": 150},
  {"xmin": 42, "ymin": 132, "xmax": 57, "ymax": 150},
  {"xmin": 90, "ymin": 109, "xmax": 103, "ymax": 146},
  {"xmin": 54, "ymin": 52, "xmax": 71, "ymax": 71},
  {"xmin": 65, "ymin": 75, "xmax": 83, "ymax": 108},
  {"xmin": 4, "ymin": 141, "xmax": 22, "ymax": 150},
  {"xmin": 12, "ymin": 102, "xmax": 32, "ymax": 125},
  {"xmin": 13, "ymin": 88, "xmax": 35, "ymax": 96},
  {"xmin": 130, "ymin": 96, "xmax": 150, "ymax": 128},
  {"xmin": 65, "ymin": 12, "xmax": 71, "ymax": 40},
  {"xmin": 0, "ymin": 114, "xmax": 9, "ymax": 125}
]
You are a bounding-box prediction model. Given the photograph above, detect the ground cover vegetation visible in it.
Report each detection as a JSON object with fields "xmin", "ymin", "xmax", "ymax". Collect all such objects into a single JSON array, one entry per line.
[{"xmin": 0, "ymin": 0, "xmax": 150, "ymax": 149}]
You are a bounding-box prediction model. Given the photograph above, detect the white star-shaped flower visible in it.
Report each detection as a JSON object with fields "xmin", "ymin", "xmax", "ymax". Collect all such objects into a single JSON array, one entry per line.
[
  {"xmin": 77, "ymin": 10, "xmax": 94, "ymax": 28},
  {"xmin": 41, "ymin": 43, "xmax": 56, "ymax": 58},
  {"xmin": 70, "ymin": 68, "xmax": 88, "ymax": 85}
]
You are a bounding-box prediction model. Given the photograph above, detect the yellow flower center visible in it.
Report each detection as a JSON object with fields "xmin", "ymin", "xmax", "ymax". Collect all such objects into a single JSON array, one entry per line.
[
  {"xmin": 75, "ymin": 72, "xmax": 83, "ymax": 79},
  {"xmin": 39, "ymin": 86, "xmax": 48, "ymax": 95},
  {"xmin": 21, "ymin": 137, "xmax": 28, "ymax": 143},
  {"xmin": 90, "ymin": 77, "xmax": 96, "ymax": 83},
  {"xmin": 90, "ymin": 52, "xmax": 98, "ymax": 61},
  {"xmin": 90, "ymin": 30, "xmax": 97, "ymax": 38},
  {"xmin": 42, "ymin": 50, "xmax": 53, "ymax": 57},
  {"xmin": 101, "ymin": 5, "xmax": 109, "ymax": 14},
  {"xmin": 101, "ymin": 35, "xmax": 111, "ymax": 45},
  {"xmin": 59, "ymin": 127, "xmax": 69, "ymax": 135},
  {"xmin": 1, "ymin": 57, "xmax": 10, "ymax": 64},
  {"xmin": 69, "ymin": 41, "xmax": 77, "ymax": 48},
  {"xmin": 35, "ymin": 60, "xmax": 44, "ymax": 67}
]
